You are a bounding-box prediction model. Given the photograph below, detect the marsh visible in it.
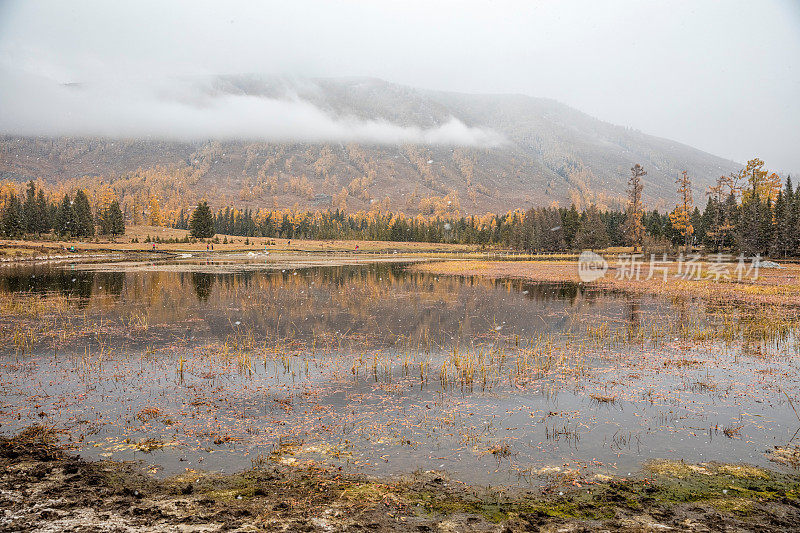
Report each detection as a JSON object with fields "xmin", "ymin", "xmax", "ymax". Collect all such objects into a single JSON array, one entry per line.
[{"xmin": 1, "ymin": 255, "xmax": 798, "ymax": 488}]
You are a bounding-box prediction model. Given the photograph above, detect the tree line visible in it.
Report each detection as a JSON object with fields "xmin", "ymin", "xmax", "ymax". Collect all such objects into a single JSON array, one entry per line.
[
  {"xmin": 0, "ymin": 181, "xmax": 124, "ymax": 239},
  {"xmin": 181, "ymin": 158, "xmax": 796, "ymax": 256},
  {"xmin": 4, "ymin": 158, "xmax": 799, "ymax": 258},
  {"xmin": 176, "ymin": 199, "xmax": 688, "ymax": 250}
]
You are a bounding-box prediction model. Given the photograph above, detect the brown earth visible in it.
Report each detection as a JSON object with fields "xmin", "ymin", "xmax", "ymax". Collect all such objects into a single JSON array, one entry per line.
[{"xmin": 2, "ymin": 427, "xmax": 799, "ymax": 532}]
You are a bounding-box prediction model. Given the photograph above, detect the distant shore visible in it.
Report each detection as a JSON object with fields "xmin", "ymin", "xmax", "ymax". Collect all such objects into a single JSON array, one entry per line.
[{"xmin": 410, "ymin": 258, "xmax": 800, "ymax": 311}]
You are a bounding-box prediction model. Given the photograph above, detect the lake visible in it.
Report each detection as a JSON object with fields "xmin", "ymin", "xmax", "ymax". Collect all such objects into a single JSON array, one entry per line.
[{"xmin": 0, "ymin": 255, "xmax": 797, "ymax": 486}]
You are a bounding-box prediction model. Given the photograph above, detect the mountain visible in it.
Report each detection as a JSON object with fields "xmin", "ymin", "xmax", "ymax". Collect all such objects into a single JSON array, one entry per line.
[{"xmin": 0, "ymin": 76, "xmax": 739, "ymax": 215}]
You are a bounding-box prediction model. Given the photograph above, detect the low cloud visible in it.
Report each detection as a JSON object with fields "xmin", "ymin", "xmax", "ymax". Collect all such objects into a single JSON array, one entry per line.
[{"xmin": 0, "ymin": 69, "xmax": 503, "ymax": 147}]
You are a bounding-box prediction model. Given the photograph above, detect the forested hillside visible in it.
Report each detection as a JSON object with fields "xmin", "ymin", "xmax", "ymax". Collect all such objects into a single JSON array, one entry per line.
[{"xmin": 0, "ymin": 77, "xmax": 740, "ymax": 219}]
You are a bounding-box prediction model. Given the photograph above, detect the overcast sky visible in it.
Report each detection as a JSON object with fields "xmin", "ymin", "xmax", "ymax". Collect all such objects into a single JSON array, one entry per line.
[{"xmin": 1, "ymin": 0, "xmax": 798, "ymax": 172}]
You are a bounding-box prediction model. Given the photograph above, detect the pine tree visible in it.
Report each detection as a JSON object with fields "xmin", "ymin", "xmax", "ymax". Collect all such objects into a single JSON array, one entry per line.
[
  {"xmin": 622, "ymin": 164, "xmax": 646, "ymax": 250},
  {"xmin": 783, "ymin": 177, "xmax": 796, "ymax": 255},
  {"xmin": 35, "ymin": 189, "xmax": 50, "ymax": 234},
  {"xmin": 100, "ymin": 200, "xmax": 125, "ymax": 236},
  {"xmin": 189, "ymin": 201, "xmax": 215, "ymax": 238},
  {"xmin": 701, "ymin": 197, "xmax": 719, "ymax": 251},
  {"xmin": 738, "ymin": 175, "xmax": 767, "ymax": 256},
  {"xmin": 574, "ymin": 204, "xmax": 609, "ymax": 250},
  {"xmin": 72, "ymin": 190, "xmax": 94, "ymax": 237},
  {"xmin": 176, "ymin": 208, "xmax": 188, "ymax": 230},
  {"xmin": 760, "ymin": 195, "xmax": 774, "ymax": 255},
  {"xmin": 22, "ymin": 181, "xmax": 37, "ymax": 235},
  {"xmin": 690, "ymin": 207, "xmax": 703, "ymax": 246},
  {"xmin": 55, "ymin": 194, "xmax": 74, "ymax": 237},
  {"xmin": 109, "ymin": 201, "xmax": 125, "ymax": 235},
  {"xmin": 561, "ymin": 204, "xmax": 580, "ymax": 249},
  {"xmin": 668, "ymin": 171, "xmax": 694, "ymax": 251},
  {"xmin": 722, "ymin": 193, "xmax": 739, "ymax": 250},
  {"xmin": 731, "ymin": 158, "xmax": 778, "ymax": 257},
  {"xmin": 2, "ymin": 193, "xmax": 24, "ymax": 238},
  {"xmin": 770, "ymin": 190, "xmax": 786, "ymax": 257}
]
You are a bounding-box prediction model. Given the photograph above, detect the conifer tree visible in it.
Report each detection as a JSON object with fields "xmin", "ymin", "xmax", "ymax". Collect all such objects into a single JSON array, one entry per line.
[
  {"xmin": 574, "ymin": 204, "xmax": 609, "ymax": 250},
  {"xmin": 783, "ymin": 176, "xmax": 797, "ymax": 254},
  {"xmin": 2, "ymin": 193, "xmax": 23, "ymax": 238},
  {"xmin": 561, "ymin": 204, "xmax": 580, "ymax": 248},
  {"xmin": 22, "ymin": 181, "xmax": 37, "ymax": 235},
  {"xmin": 35, "ymin": 189, "xmax": 50, "ymax": 234},
  {"xmin": 669, "ymin": 171, "xmax": 694, "ymax": 251},
  {"xmin": 100, "ymin": 200, "xmax": 125, "ymax": 236},
  {"xmin": 770, "ymin": 190, "xmax": 785, "ymax": 257},
  {"xmin": 189, "ymin": 201, "xmax": 215, "ymax": 238},
  {"xmin": 55, "ymin": 194, "xmax": 74, "ymax": 237},
  {"xmin": 72, "ymin": 189, "xmax": 94, "ymax": 237},
  {"xmin": 622, "ymin": 164, "xmax": 646, "ymax": 250}
]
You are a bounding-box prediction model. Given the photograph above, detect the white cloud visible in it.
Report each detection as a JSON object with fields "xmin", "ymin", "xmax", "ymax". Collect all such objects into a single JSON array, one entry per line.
[
  {"xmin": 1, "ymin": 0, "xmax": 797, "ymax": 169},
  {"xmin": 0, "ymin": 68, "xmax": 503, "ymax": 146}
]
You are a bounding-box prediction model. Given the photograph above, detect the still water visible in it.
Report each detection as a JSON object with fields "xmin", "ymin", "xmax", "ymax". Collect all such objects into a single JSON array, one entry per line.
[{"xmin": 0, "ymin": 256, "xmax": 798, "ymax": 485}]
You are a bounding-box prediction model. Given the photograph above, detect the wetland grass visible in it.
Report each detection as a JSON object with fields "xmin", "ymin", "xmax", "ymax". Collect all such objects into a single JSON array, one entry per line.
[
  {"xmin": 588, "ymin": 393, "xmax": 618, "ymax": 405},
  {"xmin": 722, "ymin": 424, "xmax": 744, "ymax": 439},
  {"xmin": 4, "ymin": 260, "xmax": 800, "ymax": 501}
]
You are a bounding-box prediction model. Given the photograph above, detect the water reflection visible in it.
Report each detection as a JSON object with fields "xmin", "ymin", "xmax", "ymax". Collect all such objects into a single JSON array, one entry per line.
[
  {"xmin": 0, "ymin": 262, "xmax": 789, "ymax": 351},
  {"xmin": 190, "ymin": 272, "xmax": 216, "ymax": 302},
  {"xmin": 0, "ymin": 266, "xmax": 127, "ymax": 304},
  {"xmin": 0, "ymin": 260, "xmax": 798, "ymax": 487}
]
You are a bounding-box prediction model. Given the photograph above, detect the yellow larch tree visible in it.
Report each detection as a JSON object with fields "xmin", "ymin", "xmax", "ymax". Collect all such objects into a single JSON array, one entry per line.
[{"xmin": 669, "ymin": 171, "xmax": 694, "ymax": 251}]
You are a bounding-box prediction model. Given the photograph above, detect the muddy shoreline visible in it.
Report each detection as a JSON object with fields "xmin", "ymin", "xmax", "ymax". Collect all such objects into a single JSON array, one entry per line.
[{"xmin": 1, "ymin": 427, "xmax": 799, "ymax": 532}]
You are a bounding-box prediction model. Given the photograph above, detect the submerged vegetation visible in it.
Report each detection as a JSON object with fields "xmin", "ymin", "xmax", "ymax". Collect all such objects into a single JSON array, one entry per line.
[
  {"xmin": 0, "ymin": 256, "xmax": 799, "ymax": 530},
  {"xmin": 0, "ymin": 260, "xmax": 799, "ymax": 482}
]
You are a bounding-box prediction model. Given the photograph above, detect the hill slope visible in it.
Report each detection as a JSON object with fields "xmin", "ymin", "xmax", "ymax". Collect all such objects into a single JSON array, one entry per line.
[{"xmin": 0, "ymin": 76, "xmax": 739, "ymax": 214}]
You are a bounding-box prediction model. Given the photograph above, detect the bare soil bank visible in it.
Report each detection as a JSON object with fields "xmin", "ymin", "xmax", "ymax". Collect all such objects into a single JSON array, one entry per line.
[{"xmin": 1, "ymin": 427, "xmax": 799, "ymax": 532}]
